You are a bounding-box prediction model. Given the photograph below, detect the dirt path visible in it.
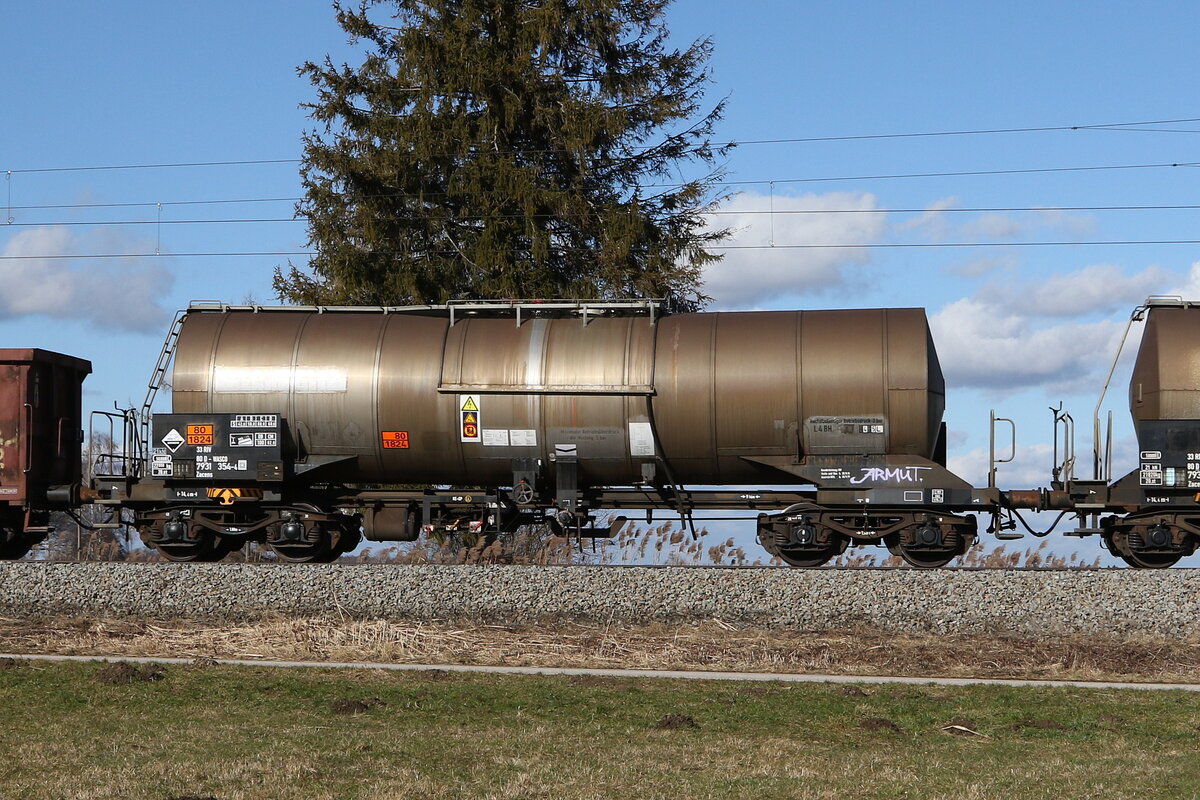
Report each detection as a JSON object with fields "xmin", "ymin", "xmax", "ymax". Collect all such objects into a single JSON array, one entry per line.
[
  {"xmin": 5, "ymin": 651, "xmax": 1200, "ymax": 692},
  {"xmin": 0, "ymin": 615, "xmax": 1197, "ymax": 684}
]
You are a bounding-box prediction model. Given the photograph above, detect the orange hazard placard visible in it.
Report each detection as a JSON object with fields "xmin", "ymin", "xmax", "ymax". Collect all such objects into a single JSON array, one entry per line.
[
  {"xmin": 185, "ymin": 424, "xmax": 214, "ymax": 446},
  {"xmin": 459, "ymin": 394, "xmax": 482, "ymax": 442},
  {"xmin": 462, "ymin": 411, "xmax": 480, "ymax": 440},
  {"xmin": 381, "ymin": 431, "xmax": 410, "ymax": 449}
]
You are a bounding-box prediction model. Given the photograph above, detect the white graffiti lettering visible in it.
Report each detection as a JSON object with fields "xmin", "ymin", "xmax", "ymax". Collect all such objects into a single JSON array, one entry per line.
[{"xmin": 849, "ymin": 466, "xmax": 933, "ymax": 485}]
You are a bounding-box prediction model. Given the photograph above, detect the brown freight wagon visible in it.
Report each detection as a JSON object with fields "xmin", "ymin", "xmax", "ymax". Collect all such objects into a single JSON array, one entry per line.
[{"xmin": 0, "ymin": 349, "xmax": 92, "ymax": 558}]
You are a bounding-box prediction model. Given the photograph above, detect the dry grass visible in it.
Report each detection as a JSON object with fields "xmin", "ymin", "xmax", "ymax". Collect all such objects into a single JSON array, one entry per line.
[
  {"xmin": 0, "ymin": 615, "xmax": 1196, "ymax": 683},
  {"xmin": 346, "ymin": 521, "xmax": 768, "ymax": 566},
  {"xmin": 349, "ymin": 525, "xmax": 1105, "ymax": 568},
  {"xmin": 45, "ymin": 518, "xmax": 1105, "ymax": 568}
]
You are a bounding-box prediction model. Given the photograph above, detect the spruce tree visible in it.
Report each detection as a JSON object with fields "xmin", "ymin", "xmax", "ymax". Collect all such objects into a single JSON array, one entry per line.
[{"xmin": 275, "ymin": 0, "xmax": 729, "ymax": 311}]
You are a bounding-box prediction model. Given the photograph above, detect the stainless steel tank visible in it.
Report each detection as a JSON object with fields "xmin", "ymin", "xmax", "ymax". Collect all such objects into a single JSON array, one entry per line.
[
  {"xmin": 1130, "ymin": 304, "xmax": 1200, "ymax": 422},
  {"xmin": 171, "ymin": 304, "xmax": 945, "ymax": 487}
]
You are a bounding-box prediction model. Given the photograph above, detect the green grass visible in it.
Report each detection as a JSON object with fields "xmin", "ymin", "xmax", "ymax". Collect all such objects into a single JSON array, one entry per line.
[{"xmin": 1, "ymin": 661, "xmax": 1198, "ymax": 799}]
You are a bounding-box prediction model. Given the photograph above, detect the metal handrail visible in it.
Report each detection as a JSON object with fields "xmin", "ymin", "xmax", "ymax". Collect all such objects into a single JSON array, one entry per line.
[
  {"xmin": 187, "ymin": 298, "xmax": 665, "ymax": 325},
  {"xmin": 1050, "ymin": 404, "xmax": 1075, "ymax": 484},
  {"xmin": 89, "ymin": 408, "xmax": 141, "ymax": 479},
  {"xmin": 988, "ymin": 410, "xmax": 1016, "ymax": 488}
]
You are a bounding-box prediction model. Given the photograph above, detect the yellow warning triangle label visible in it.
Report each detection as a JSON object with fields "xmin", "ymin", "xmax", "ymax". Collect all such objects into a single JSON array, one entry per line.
[
  {"xmin": 461, "ymin": 397, "xmax": 479, "ymax": 412},
  {"xmin": 463, "ymin": 412, "xmax": 477, "ymax": 425}
]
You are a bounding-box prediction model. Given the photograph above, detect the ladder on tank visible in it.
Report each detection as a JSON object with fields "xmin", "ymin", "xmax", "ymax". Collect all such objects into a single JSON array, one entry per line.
[
  {"xmin": 87, "ymin": 310, "xmax": 185, "ymax": 487},
  {"xmin": 139, "ymin": 311, "xmax": 184, "ymax": 448},
  {"xmin": 138, "ymin": 309, "xmax": 186, "ymax": 453}
]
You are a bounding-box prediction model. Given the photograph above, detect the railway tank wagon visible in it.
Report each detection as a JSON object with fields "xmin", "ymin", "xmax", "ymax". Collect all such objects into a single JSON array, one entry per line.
[
  {"xmin": 1085, "ymin": 300, "xmax": 1200, "ymax": 567},
  {"xmin": 123, "ymin": 300, "xmax": 988, "ymax": 566}
]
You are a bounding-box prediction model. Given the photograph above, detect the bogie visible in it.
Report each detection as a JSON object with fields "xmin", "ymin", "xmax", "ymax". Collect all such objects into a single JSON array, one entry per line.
[{"xmin": 1101, "ymin": 521, "xmax": 1195, "ymax": 570}]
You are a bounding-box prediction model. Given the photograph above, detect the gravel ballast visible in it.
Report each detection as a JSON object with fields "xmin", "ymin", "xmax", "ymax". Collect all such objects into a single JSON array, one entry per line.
[{"xmin": 0, "ymin": 563, "xmax": 1194, "ymax": 636}]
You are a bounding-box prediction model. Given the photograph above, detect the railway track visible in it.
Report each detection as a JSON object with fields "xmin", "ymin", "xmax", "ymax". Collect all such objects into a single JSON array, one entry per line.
[{"xmin": 2, "ymin": 562, "xmax": 1199, "ymax": 636}]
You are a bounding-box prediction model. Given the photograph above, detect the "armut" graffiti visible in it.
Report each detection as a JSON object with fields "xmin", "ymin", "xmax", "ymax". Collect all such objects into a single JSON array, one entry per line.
[{"xmin": 849, "ymin": 466, "xmax": 932, "ymax": 485}]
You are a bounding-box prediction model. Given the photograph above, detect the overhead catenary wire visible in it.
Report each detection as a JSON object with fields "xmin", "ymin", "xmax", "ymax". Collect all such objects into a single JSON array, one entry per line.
[
  {"xmin": 4, "ymin": 158, "xmax": 300, "ymax": 175},
  {"xmin": 732, "ymin": 116, "xmax": 1200, "ymax": 145},
  {"xmin": 694, "ymin": 161, "xmax": 1200, "ymax": 188},
  {"xmin": 5, "ymin": 161, "xmax": 1200, "ymax": 218},
  {"xmin": 11, "ymin": 203, "xmax": 1200, "ymax": 229},
  {"xmin": 1087, "ymin": 127, "xmax": 1200, "ymax": 134},
  {"xmin": 5, "ymin": 197, "xmax": 300, "ymax": 212},
  {"xmin": 6, "ymin": 116, "xmax": 1200, "ymax": 175},
  {"xmin": 7, "ymin": 239, "xmax": 1200, "ymax": 261}
]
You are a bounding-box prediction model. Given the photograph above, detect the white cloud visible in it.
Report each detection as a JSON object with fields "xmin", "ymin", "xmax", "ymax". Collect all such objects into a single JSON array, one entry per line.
[
  {"xmin": 948, "ymin": 432, "xmax": 1135, "ymax": 489},
  {"xmin": 948, "ymin": 442, "xmax": 1057, "ymax": 490},
  {"xmin": 1033, "ymin": 208, "xmax": 1097, "ymax": 237},
  {"xmin": 894, "ymin": 196, "xmax": 959, "ymax": 240},
  {"xmin": 1164, "ymin": 261, "xmax": 1200, "ymax": 300},
  {"xmin": 979, "ymin": 263, "xmax": 1171, "ymax": 318},
  {"xmin": 928, "ymin": 262, "xmax": 1177, "ymax": 392},
  {"xmin": 702, "ymin": 191, "xmax": 886, "ymax": 308},
  {"xmin": 0, "ymin": 227, "xmax": 174, "ymax": 332},
  {"xmin": 946, "ymin": 255, "xmax": 1015, "ymax": 278},
  {"xmin": 896, "ymin": 199, "xmax": 1096, "ymax": 243},
  {"xmin": 959, "ymin": 212, "xmax": 1027, "ymax": 240},
  {"xmin": 945, "ymin": 427, "xmax": 969, "ymax": 450},
  {"xmin": 931, "ymin": 296, "xmax": 1123, "ymax": 391}
]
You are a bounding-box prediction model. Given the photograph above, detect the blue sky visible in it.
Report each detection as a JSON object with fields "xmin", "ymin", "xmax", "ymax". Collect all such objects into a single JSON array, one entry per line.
[{"xmin": 4, "ymin": 1, "xmax": 1200, "ymax": 562}]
